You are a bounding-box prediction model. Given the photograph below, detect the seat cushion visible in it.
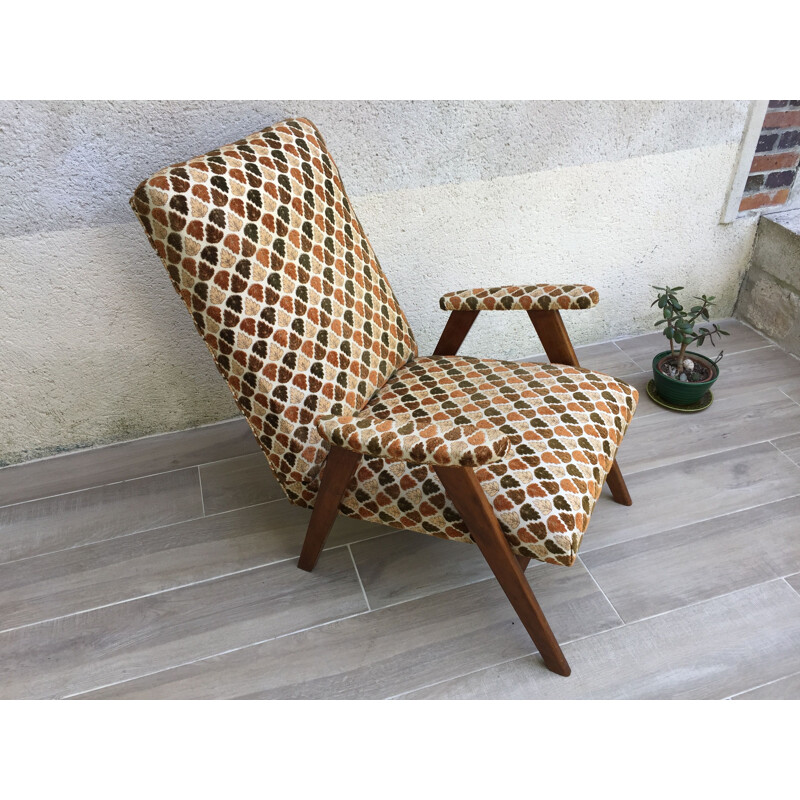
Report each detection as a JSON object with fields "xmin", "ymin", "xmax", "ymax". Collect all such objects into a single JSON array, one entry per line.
[{"xmin": 293, "ymin": 356, "xmax": 637, "ymax": 566}]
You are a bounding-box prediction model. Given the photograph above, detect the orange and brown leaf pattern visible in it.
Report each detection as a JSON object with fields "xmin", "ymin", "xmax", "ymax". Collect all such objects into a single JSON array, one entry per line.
[
  {"xmin": 131, "ymin": 117, "xmax": 638, "ymax": 568},
  {"xmin": 316, "ymin": 356, "xmax": 637, "ymax": 567},
  {"xmin": 440, "ymin": 284, "xmax": 600, "ymax": 311},
  {"xmin": 129, "ymin": 118, "xmax": 417, "ymax": 499},
  {"xmin": 317, "ymin": 414, "xmax": 509, "ymax": 467}
]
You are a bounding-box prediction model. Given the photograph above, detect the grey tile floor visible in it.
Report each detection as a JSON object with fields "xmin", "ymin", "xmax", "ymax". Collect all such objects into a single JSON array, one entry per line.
[{"xmin": 2, "ymin": 319, "xmax": 800, "ymax": 699}]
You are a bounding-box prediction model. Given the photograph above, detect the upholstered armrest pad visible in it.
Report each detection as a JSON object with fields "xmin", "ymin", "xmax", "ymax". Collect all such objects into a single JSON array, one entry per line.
[
  {"xmin": 439, "ymin": 284, "xmax": 599, "ymax": 311},
  {"xmin": 316, "ymin": 414, "xmax": 509, "ymax": 467}
]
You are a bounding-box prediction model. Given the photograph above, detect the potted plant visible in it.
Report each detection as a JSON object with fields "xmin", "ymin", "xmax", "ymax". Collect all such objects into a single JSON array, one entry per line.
[{"xmin": 649, "ymin": 285, "xmax": 729, "ymax": 409}]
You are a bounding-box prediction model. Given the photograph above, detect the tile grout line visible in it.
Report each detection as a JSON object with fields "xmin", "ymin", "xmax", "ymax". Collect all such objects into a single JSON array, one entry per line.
[
  {"xmin": 724, "ymin": 667, "xmax": 800, "ymax": 700},
  {"xmin": 0, "ymin": 532, "xmax": 384, "ymax": 635},
  {"xmin": 0, "ymin": 451, "xmax": 266, "ymax": 512},
  {"xmin": 778, "ymin": 386, "xmax": 800, "ymax": 407},
  {"xmin": 612, "ymin": 434, "xmax": 800, "ymax": 480},
  {"xmin": 0, "ymin": 529, "xmax": 403, "ymax": 637},
  {"xmin": 68, "ymin": 563, "xmax": 626, "ymax": 700},
  {"xmin": 390, "ymin": 576, "xmax": 796, "ymax": 699},
  {"xmin": 0, "ymin": 495, "xmax": 289, "ymax": 571},
  {"xmin": 197, "ymin": 466, "xmax": 206, "ymax": 516},
  {"xmin": 63, "ymin": 608, "xmax": 375, "ymax": 699},
  {"xmin": 784, "ymin": 575, "xmax": 800, "ymax": 599},
  {"xmin": 347, "ymin": 544, "xmax": 372, "ymax": 612},
  {"xmin": 576, "ymin": 556, "xmax": 626, "ymax": 625},
  {"xmin": 582, "ymin": 491, "xmax": 800, "ymax": 559},
  {"xmin": 767, "ymin": 440, "xmax": 800, "ymax": 471},
  {"xmin": 624, "ymin": 343, "xmax": 775, "ymax": 374}
]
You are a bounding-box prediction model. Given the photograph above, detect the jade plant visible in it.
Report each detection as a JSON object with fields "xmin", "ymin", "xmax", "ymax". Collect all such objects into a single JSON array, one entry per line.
[{"xmin": 652, "ymin": 285, "xmax": 729, "ymax": 379}]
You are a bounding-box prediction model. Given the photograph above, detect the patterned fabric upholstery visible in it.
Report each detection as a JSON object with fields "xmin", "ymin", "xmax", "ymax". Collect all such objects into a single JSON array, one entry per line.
[
  {"xmin": 440, "ymin": 284, "xmax": 600, "ymax": 311},
  {"xmin": 131, "ymin": 117, "xmax": 638, "ymax": 569},
  {"xmin": 317, "ymin": 414, "xmax": 510, "ymax": 467},
  {"xmin": 327, "ymin": 356, "xmax": 637, "ymax": 566},
  {"xmin": 130, "ymin": 118, "xmax": 417, "ymax": 500}
]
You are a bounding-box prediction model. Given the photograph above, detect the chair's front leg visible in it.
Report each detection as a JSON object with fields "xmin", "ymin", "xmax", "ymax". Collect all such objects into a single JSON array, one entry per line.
[
  {"xmin": 434, "ymin": 464, "xmax": 571, "ymax": 677},
  {"xmin": 298, "ymin": 446, "xmax": 361, "ymax": 572},
  {"xmin": 432, "ymin": 310, "xmax": 480, "ymax": 356},
  {"xmin": 527, "ymin": 309, "xmax": 633, "ymax": 507}
]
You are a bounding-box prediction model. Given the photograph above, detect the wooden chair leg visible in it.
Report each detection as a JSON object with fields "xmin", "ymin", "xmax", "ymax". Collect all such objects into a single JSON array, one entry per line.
[
  {"xmin": 605, "ymin": 460, "xmax": 633, "ymax": 506},
  {"xmin": 433, "ymin": 310, "xmax": 480, "ymax": 356},
  {"xmin": 434, "ymin": 465, "xmax": 571, "ymax": 676},
  {"xmin": 527, "ymin": 308, "xmax": 633, "ymax": 506},
  {"xmin": 298, "ymin": 446, "xmax": 361, "ymax": 572},
  {"xmin": 516, "ymin": 554, "xmax": 531, "ymax": 572}
]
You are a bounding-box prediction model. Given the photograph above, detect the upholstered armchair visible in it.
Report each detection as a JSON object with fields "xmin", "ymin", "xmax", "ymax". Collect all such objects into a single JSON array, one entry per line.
[{"xmin": 130, "ymin": 118, "xmax": 638, "ymax": 676}]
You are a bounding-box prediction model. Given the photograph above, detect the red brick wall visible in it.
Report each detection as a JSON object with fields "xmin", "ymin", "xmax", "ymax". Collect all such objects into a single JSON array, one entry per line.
[{"xmin": 739, "ymin": 101, "xmax": 800, "ymax": 212}]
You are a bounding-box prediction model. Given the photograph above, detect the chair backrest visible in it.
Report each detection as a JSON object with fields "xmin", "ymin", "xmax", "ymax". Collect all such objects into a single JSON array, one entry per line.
[{"xmin": 130, "ymin": 118, "xmax": 417, "ymax": 504}]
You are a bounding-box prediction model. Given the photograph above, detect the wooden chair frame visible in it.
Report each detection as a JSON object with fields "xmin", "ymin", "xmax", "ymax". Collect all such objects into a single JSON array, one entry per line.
[{"xmin": 299, "ymin": 308, "xmax": 633, "ymax": 677}]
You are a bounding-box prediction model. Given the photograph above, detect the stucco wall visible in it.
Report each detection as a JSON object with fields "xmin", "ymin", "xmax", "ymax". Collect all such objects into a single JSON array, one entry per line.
[{"xmin": 0, "ymin": 100, "xmax": 759, "ymax": 465}]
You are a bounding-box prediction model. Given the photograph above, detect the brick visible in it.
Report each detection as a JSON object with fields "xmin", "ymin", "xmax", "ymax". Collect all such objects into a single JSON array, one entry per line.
[
  {"xmin": 739, "ymin": 189, "xmax": 790, "ymax": 212},
  {"xmin": 745, "ymin": 174, "xmax": 764, "ymax": 192},
  {"xmin": 765, "ymin": 170, "xmax": 796, "ymax": 189},
  {"xmin": 769, "ymin": 101, "xmax": 789, "ymax": 108},
  {"xmin": 750, "ymin": 152, "xmax": 800, "ymax": 172},
  {"xmin": 757, "ymin": 133, "xmax": 779, "ymax": 152},
  {"xmin": 778, "ymin": 130, "xmax": 800, "ymax": 149},
  {"xmin": 763, "ymin": 111, "xmax": 800, "ymax": 129},
  {"xmin": 790, "ymin": 101, "xmax": 800, "ymax": 107}
]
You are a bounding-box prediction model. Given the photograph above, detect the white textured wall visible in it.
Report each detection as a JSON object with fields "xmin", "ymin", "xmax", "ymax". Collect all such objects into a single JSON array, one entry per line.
[{"xmin": 0, "ymin": 101, "xmax": 758, "ymax": 465}]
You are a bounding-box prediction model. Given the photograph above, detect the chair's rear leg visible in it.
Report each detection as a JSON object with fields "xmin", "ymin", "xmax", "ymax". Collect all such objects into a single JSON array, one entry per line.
[
  {"xmin": 433, "ymin": 310, "xmax": 480, "ymax": 356},
  {"xmin": 527, "ymin": 308, "xmax": 633, "ymax": 506},
  {"xmin": 434, "ymin": 465, "xmax": 571, "ymax": 676},
  {"xmin": 298, "ymin": 446, "xmax": 361, "ymax": 572},
  {"xmin": 516, "ymin": 554, "xmax": 531, "ymax": 572},
  {"xmin": 605, "ymin": 461, "xmax": 632, "ymax": 506}
]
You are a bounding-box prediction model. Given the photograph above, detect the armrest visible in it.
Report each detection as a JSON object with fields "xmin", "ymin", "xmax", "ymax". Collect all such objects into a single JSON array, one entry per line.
[
  {"xmin": 439, "ymin": 284, "xmax": 599, "ymax": 312},
  {"xmin": 316, "ymin": 414, "xmax": 509, "ymax": 467}
]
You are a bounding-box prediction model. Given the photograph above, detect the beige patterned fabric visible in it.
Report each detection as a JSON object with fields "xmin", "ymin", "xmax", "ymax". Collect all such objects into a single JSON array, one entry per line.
[
  {"xmin": 131, "ymin": 117, "xmax": 638, "ymax": 569},
  {"xmin": 440, "ymin": 284, "xmax": 600, "ymax": 311},
  {"xmin": 317, "ymin": 414, "xmax": 509, "ymax": 467},
  {"xmin": 130, "ymin": 118, "xmax": 417, "ymax": 500},
  {"xmin": 326, "ymin": 356, "xmax": 637, "ymax": 566}
]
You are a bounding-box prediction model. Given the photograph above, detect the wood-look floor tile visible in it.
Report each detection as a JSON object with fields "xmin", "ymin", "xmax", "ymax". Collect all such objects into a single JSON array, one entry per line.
[
  {"xmin": 0, "ymin": 547, "xmax": 365, "ymax": 699},
  {"xmin": 0, "ymin": 469, "xmax": 203, "ymax": 564},
  {"xmin": 782, "ymin": 385, "xmax": 800, "ymax": 405},
  {"xmin": 200, "ymin": 453, "xmax": 285, "ymax": 515},
  {"xmin": 615, "ymin": 386, "xmax": 800, "ymax": 474},
  {"xmin": 710, "ymin": 347, "xmax": 800, "ymax": 398},
  {"xmin": 615, "ymin": 319, "xmax": 769, "ymax": 371},
  {"xmin": 402, "ymin": 581, "xmax": 800, "ymax": 699},
  {"xmin": 582, "ymin": 496, "xmax": 800, "ymax": 622},
  {"xmin": 0, "ymin": 418, "xmax": 257, "ymax": 508},
  {"xmin": 732, "ymin": 671, "xmax": 800, "ymax": 699},
  {"xmin": 0, "ymin": 501, "xmax": 389, "ymax": 632},
  {"xmin": 773, "ymin": 433, "xmax": 800, "ymax": 466},
  {"xmin": 522, "ymin": 341, "xmax": 639, "ymax": 377},
  {"xmin": 586, "ymin": 443, "xmax": 800, "ymax": 552},
  {"xmin": 350, "ymin": 531, "xmax": 492, "ymax": 609},
  {"xmin": 75, "ymin": 560, "xmax": 621, "ymax": 699}
]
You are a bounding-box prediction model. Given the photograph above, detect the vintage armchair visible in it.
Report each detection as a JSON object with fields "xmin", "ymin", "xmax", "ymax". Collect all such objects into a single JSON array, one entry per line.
[{"xmin": 130, "ymin": 117, "xmax": 638, "ymax": 676}]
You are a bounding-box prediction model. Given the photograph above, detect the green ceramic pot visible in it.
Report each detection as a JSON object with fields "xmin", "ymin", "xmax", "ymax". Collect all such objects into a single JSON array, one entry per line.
[{"xmin": 651, "ymin": 350, "xmax": 719, "ymax": 406}]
